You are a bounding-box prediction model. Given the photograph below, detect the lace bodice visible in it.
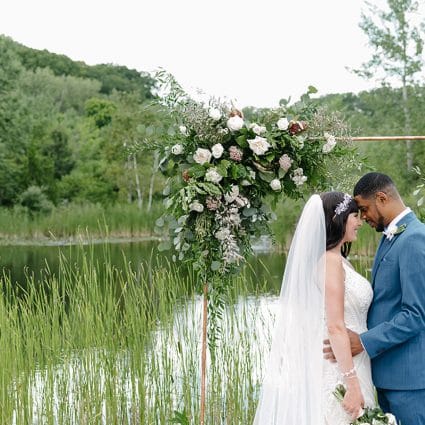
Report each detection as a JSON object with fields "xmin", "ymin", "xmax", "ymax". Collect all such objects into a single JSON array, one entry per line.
[
  {"xmin": 323, "ymin": 259, "xmax": 375, "ymax": 425},
  {"xmin": 342, "ymin": 260, "xmax": 373, "ymax": 334}
]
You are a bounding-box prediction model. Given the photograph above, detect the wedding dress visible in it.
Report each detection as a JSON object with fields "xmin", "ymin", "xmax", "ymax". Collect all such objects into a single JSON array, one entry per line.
[
  {"xmin": 253, "ymin": 195, "xmax": 376, "ymax": 425},
  {"xmin": 322, "ymin": 259, "xmax": 375, "ymax": 424}
]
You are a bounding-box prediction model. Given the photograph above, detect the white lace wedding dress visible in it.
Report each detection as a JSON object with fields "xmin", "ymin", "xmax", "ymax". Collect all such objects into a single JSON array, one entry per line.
[{"xmin": 323, "ymin": 260, "xmax": 376, "ymax": 424}]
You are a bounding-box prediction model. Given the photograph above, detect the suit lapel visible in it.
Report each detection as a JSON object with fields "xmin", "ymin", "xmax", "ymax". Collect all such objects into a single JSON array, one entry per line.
[{"xmin": 371, "ymin": 212, "xmax": 416, "ymax": 284}]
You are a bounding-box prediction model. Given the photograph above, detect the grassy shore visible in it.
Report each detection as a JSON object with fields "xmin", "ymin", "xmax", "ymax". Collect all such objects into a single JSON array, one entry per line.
[{"xmin": 0, "ymin": 203, "xmax": 163, "ymax": 244}]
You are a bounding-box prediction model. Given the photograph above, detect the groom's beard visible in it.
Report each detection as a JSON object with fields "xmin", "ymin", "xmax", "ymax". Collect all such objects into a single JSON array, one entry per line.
[{"xmin": 375, "ymin": 214, "xmax": 385, "ymax": 232}]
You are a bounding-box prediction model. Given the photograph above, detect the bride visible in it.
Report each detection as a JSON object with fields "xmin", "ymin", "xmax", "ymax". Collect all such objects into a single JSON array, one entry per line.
[{"xmin": 253, "ymin": 192, "xmax": 375, "ymax": 424}]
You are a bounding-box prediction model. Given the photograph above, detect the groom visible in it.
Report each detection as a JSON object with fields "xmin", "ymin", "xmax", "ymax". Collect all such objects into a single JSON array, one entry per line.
[{"xmin": 326, "ymin": 172, "xmax": 425, "ymax": 424}]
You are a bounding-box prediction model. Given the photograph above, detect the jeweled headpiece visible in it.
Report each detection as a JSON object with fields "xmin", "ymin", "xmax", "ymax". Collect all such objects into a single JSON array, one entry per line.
[{"xmin": 334, "ymin": 193, "xmax": 352, "ymax": 216}]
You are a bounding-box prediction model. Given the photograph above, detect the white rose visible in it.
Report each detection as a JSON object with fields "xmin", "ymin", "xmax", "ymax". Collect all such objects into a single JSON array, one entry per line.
[
  {"xmin": 324, "ymin": 132, "xmax": 336, "ymax": 144},
  {"xmin": 270, "ymin": 179, "xmax": 282, "ymax": 191},
  {"xmin": 248, "ymin": 136, "xmax": 271, "ymax": 156},
  {"xmin": 224, "ymin": 185, "xmax": 240, "ymax": 204},
  {"xmin": 322, "ymin": 143, "xmax": 332, "ymax": 153},
  {"xmin": 208, "ymin": 108, "xmax": 221, "ymax": 121},
  {"xmin": 193, "ymin": 148, "xmax": 212, "ymax": 165},
  {"xmin": 277, "ymin": 117, "xmax": 289, "ymax": 131},
  {"xmin": 171, "ymin": 144, "xmax": 183, "ymax": 155},
  {"xmin": 279, "ymin": 154, "xmax": 293, "ymax": 171},
  {"xmin": 322, "ymin": 132, "xmax": 337, "ymax": 153},
  {"xmin": 179, "ymin": 125, "xmax": 188, "ymax": 135},
  {"xmin": 250, "ymin": 123, "xmax": 267, "ymax": 135},
  {"xmin": 205, "ymin": 168, "xmax": 223, "ymax": 183},
  {"xmin": 189, "ymin": 201, "xmax": 204, "ymax": 213},
  {"xmin": 211, "ymin": 143, "xmax": 224, "ymax": 159},
  {"xmin": 227, "ymin": 116, "xmax": 244, "ymax": 132}
]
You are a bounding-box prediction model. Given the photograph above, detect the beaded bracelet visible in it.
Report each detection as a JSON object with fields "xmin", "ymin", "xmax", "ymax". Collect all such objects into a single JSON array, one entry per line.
[{"xmin": 341, "ymin": 367, "xmax": 356, "ymax": 379}]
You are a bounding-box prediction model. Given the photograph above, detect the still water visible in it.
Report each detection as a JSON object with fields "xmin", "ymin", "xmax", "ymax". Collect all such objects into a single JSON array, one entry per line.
[{"xmin": 0, "ymin": 239, "xmax": 286, "ymax": 292}]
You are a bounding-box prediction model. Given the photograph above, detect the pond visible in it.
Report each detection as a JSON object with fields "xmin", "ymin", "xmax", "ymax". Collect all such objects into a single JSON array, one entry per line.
[
  {"xmin": 0, "ymin": 238, "xmax": 287, "ymax": 293},
  {"xmin": 0, "ymin": 239, "xmax": 374, "ymax": 424}
]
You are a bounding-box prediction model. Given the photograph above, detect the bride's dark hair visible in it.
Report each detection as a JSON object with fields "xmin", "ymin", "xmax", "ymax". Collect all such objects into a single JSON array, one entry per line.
[{"xmin": 320, "ymin": 191, "xmax": 358, "ymax": 258}]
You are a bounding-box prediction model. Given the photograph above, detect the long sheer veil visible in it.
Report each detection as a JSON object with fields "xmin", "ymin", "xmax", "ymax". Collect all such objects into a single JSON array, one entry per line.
[{"xmin": 253, "ymin": 194, "xmax": 326, "ymax": 424}]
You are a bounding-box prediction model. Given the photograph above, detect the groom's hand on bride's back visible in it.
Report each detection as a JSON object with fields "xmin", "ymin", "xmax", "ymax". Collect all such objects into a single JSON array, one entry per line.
[{"xmin": 323, "ymin": 329, "xmax": 364, "ymax": 361}]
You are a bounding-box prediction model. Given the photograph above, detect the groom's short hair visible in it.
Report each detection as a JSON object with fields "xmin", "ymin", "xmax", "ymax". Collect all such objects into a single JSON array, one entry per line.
[{"xmin": 354, "ymin": 172, "xmax": 397, "ymax": 198}]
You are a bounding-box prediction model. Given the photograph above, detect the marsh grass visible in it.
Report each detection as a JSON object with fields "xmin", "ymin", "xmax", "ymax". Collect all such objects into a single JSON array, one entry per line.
[
  {"xmin": 0, "ymin": 241, "xmax": 286, "ymax": 425},
  {"xmin": 0, "ymin": 219, "xmax": 377, "ymax": 425},
  {"xmin": 0, "ymin": 203, "xmax": 164, "ymax": 242}
]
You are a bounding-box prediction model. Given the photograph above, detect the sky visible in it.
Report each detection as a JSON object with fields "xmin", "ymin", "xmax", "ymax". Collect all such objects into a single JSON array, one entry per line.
[{"xmin": 0, "ymin": 0, "xmax": 394, "ymax": 108}]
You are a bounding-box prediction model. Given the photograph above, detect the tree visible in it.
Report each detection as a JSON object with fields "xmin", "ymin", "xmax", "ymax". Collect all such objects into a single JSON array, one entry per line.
[{"xmin": 354, "ymin": 0, "xmax": 425, "ymax": 169}]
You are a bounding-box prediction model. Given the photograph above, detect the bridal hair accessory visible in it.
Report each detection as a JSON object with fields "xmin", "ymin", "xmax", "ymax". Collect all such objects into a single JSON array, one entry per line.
[{"xmin": 334, "ymin": 193, "xmax": 352, "ymax": 216}]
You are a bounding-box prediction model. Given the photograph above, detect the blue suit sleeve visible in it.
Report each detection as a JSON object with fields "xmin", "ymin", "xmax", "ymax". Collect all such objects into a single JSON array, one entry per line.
[{"xmin": 360, "ymin": 231, "xmax": 425, "ymax": 359}]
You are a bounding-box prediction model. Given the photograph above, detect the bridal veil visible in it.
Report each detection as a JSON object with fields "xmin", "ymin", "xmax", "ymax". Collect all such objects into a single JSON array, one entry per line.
[{"xmin": 253, "ymin": 194, "xmax": 326, "ymax": 424}]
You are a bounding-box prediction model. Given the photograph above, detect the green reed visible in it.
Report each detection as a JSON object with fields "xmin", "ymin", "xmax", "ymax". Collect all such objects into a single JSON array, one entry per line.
[
  {"xmin": 0, "ymin": 241, "xmax": 283, "ymax": 424},
  {"xmin": 0, "ymin": 203, "xmax": 164, "ymax": 242},
  {"xmin": 0, "ymin": 223, "xmax": 378, "ymax": 425}
]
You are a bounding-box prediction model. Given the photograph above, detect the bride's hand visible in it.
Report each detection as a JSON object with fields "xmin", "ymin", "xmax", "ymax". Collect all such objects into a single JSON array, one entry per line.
[{"xmin": 342, "ymin": 381, "xmax": 365, "ymax": 420}]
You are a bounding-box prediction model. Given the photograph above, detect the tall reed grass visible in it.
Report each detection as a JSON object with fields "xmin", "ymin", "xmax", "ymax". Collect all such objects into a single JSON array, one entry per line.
[
  {"xmin": 0, "ymin": 242, "xmax": 281, "ymax": 424},
  {"xmin": 0, "ymin": 203, "xmax": 164, "ymax": 242}
]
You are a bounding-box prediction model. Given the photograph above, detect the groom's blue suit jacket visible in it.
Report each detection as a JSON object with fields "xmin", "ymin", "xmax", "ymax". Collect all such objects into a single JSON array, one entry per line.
[{"xmin": 360, "ymin": 212, "xmax": 425, "ymax": 390}]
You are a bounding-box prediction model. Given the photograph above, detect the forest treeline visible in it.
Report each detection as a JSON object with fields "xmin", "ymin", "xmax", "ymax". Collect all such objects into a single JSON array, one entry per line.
[{"xmin": 1, "ymin": 34, "xmax": 424, "ymax": 216}]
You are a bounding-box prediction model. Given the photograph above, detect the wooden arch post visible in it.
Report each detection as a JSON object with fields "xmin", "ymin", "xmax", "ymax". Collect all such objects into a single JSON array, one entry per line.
[{"xmin": 200, "ymin": 281, "xmax": 208, "ymax": 425}]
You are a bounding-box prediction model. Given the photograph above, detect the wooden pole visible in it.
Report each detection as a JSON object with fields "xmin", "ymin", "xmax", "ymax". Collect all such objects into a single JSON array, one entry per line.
[
  {"xmin": 200, "ymin": 282, "xmax": 208, "ymax": 425},
  {"xmin": 350, "ymin": 136, "xmax": 425, "ymax": 142}
]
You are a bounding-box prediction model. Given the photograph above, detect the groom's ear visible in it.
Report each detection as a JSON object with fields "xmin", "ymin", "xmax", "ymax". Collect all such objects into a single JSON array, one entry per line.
[{"xmin": 375, "ymin": 191, "xmax": 389, "ymax": 205}]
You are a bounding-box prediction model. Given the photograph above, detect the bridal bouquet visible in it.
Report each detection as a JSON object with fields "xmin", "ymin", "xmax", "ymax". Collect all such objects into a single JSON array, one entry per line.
[
  {"xmin": 150, "ymin": 72, "xmax": 353, "ymax": 282},
  {"xmin": 333, "ymin": 384, "xmax": 397, "ymax": 425}
]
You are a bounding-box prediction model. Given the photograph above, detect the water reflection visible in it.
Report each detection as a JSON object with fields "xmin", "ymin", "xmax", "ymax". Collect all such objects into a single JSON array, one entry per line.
[{"xmin": 0, "ymin": 241, "xmax": 286, "ymax": 293}]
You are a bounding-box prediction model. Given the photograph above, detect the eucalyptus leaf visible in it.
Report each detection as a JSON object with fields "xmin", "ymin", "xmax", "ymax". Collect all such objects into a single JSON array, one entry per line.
[
  {"xmin": 259, "ymin": 172, "xmax": 274, "ymax": 183},
  {"xmin": 211, "ymin": 261, "xmax": 221, "ymax": 271},
  {"xmin": 155, "ymin": 217, "xmax": 164, "ymax": 227},
  {"xmin": 242, "ymin": 208, "xmax": 258, "ymax": 217},
  {"xmin": 158, "ymin": 241, "xmax": 171, "ymax": 252}
]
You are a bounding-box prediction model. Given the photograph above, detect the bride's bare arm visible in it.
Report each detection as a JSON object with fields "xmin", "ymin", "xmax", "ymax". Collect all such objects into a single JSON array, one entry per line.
[{"xmin": 325, "ymin": 252, "xmax": 364, "ymax": 419}]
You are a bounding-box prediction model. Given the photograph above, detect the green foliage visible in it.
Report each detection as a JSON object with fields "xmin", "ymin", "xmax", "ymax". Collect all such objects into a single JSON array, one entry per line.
[
  {"xmin": 18, "ymin": 185, "xmax": 53, "ymax": 216},
  {"xmin": 85, "ymin": 97, "xmax": 117, "ymax": 128}
]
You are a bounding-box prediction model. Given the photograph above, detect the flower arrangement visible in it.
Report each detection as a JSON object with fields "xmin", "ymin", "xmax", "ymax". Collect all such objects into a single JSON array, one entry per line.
[
  {"xmin": 333, "ymin": 384, "xmax": 397, "ymax": 425},
  {"xmin": 152, "ymin": 73, "xmax": 352, "ymax": 283}
]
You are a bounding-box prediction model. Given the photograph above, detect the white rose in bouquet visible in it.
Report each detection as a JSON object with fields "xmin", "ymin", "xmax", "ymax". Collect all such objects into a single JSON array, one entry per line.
[
  {"xmin": 208, "ymin": 108, "xmax": 221, "ymax": 121},
  {"xmin": 250, "ymin": 123, "xmax": 267, "ymax": 135},
  {"xmin": 322, "ymin": 132, "xmax": 337, "ymax": 153},
  {"xmin": 211, "ymin": 143, "xmax": 224, "ymax": 159},
  {"xmin": 224, "ymin": 185, "xmax": 240, "ymax": 204},
  {"xmin": 179, "ymin": 125, "xmax": 188, "ymax": 135},
  {"xmin": 227, "ymin": 116, "xmax": 244, "ymax": 132},
  {"xmin": 248, "ymin": 136, "xmax": 271, "ymax": 156},
  {"xmin": 171, "ymin": 144, "xmax": 184, "ymax": 155},
  {"xmin": 277, "ymin": 117, "xmax": 289, "ymax": 131},
  {"xmin": 205, "ymin": 168, "xmax": 223, "ymax": 183},
  {"xmin": 270, "ymin": 179, "xmax": 282, "ymax": 191},
  {"xmin": 279, "ymin": 154, "xmax": 293, "ymax": 171},
  {"xmin": 189, "ymin": 201, "xmax": 204, "ymax": 213},
  {"xmin": 193, "ymin": 148, "xmax": 212, "ymax": 165}
]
